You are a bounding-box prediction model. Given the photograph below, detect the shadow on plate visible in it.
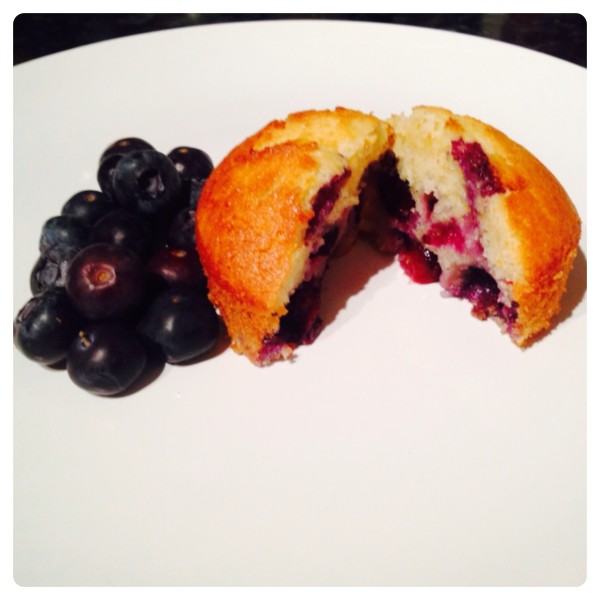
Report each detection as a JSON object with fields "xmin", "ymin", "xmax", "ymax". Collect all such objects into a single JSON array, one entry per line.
[
  {"xmin": 112, "ymin": 324, "xmax": 231, "ymax": 397},
  {"xmin": 318, "ymin": 238, "xmax": 587, "ymax": 349},
  {"xmin": 319, "ymin": 237, "xmax": 396, "ymax": 328}
]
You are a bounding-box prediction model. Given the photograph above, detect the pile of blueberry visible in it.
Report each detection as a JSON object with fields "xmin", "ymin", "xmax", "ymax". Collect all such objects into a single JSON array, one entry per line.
[{"xmin": 13, "ymin": 137, "xmax": 223, "ymax": 396}]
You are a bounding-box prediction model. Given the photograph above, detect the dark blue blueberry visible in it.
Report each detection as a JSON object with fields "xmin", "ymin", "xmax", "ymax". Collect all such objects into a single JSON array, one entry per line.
[
  {"xmin": 100, "ymin": 137, "xmax": 154, "ymax": 163},
  {"xmin": 137, "ymin": 287, "xmax": 219, "ymax": 364},
  {"xmin": 30, "ymin": 243, "xmax": 82, "ymax": 294},
  {"xmin": 67, "ymin": 321, "xmax": 147, "ymax": 396},
  {"xmin": 90, "ymin": 209, "xmax": 154, "ymax": 260},
  {"xmin": 168, "ymin": 147, "xmax": 212, "ymax": 210},
  {"xmin": 13, "ymin": 288, "xmax": 81, "ymax": 365},
  {"xmin": 167, "ymin": 146, "xmax": 213, "ymax": 182},
  {"xmin": 65, "ymin": 243, "xmax": 146, "ymax": 320},
  {"xmin": 145, "ymin": 247, "xmax": 207, "ymax": 291},
  {"xmin": 61, "ymin": 190, "xmax": 114, "ymax": 228},
  {"xmin": 112, "ymin": 150, "xmax": 181, "ymax": 219},
  {"xmin": 39, "ymin": 215, "xmax": 88, "ymax": 255},
  {"xmin": 97, "ymin": 153, "xmax": 123, "ymax": 198},
  {"xmin": 97, "ymin": 139, "xmax": 154, "ymax": 199}
]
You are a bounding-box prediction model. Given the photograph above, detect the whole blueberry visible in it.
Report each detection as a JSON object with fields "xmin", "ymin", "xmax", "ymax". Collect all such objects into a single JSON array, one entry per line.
[
  {"xmin": 137, "ymin": 287, "xmax": 220, "ymax": 364},
  {"xmin": 90, "ymin": 209, "xmax": 154, "ymax": 260},
  {"xmin": 145, "ymin": 247, "xmax": 208, "ymax": 291},
  {"xmin": 98, "ymin": 138, "xmax": 154, "ymax": 199},
  {"xmin": 67, "ymin": 321, "xmax": 147, "ymax": 396},
  {"xmin": 100, "ymin": 137, "xmax": 154, "ymax": 163},
  {"xmin": 39, "ymin": 215, "xmax": 88, "ymax": 255},
  {"xmin": 65, "ymin": 243, "xmax": 146, "ymax": 320},
  {"xmin": 167, "ymin": 146, "xmax": 213, "ymax": 182},
  {"xmin": 30, "ymin": 242, "xmax": 82, "ymax": 294},
  {"xmin": 168, "ymin": 146, "xmax": 212, "ymax": 209},
  {"xmin": 112, "ymin": 150, "xmax": 181, "ymax": 219},
  {"xmin": 13, "ymin": 288, "xmax": 81, "ymax": 365},
  {"xmin": 61, "ymin": 190, "xmax": 114, "ymax": 228}
]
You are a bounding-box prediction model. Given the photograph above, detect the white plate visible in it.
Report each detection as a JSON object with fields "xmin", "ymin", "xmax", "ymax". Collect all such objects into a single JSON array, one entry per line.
[{"xmin": 13, "ymin": 20, "xmax": 586, "ymax": 586}]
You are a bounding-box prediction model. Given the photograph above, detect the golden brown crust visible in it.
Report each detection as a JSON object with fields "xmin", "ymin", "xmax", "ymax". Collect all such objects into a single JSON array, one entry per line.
[
  {"xmin": 196, "ymin": 141, "xmax": 345, "ymax": 362},
  {"xmin": 500, "ymin": 173, "xmax": 580, "ymax": 344}
]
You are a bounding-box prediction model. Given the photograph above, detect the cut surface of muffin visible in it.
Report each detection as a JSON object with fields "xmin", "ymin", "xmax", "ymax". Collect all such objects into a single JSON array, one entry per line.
[
  {"xmin": 384, "ymin": 106, "xmax": 581, "ymax": 345},
  {"xmin": 196, "ymin": 107, "xmax": 394, "ymax": 365}
]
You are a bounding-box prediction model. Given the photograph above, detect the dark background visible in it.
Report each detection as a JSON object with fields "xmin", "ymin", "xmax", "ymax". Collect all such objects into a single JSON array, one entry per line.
[{"xmin": 13, "ymin": 13, "xmax": 586, "ymax": 67}]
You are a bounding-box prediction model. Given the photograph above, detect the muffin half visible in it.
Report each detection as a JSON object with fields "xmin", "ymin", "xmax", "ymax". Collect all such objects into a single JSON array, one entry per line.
[
  {"xmin": 383, "ymin": 106, "xmax": 581, "ymax": 345},
  {"xmin": 196, "ymin": 107, "xmax": 394, "ymax": 364}
]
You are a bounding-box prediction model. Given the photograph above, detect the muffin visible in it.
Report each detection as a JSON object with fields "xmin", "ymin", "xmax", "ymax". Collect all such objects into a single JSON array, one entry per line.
[{"xmin": 196, "ymin": 105, "xmax": 581, "ymax": 364}]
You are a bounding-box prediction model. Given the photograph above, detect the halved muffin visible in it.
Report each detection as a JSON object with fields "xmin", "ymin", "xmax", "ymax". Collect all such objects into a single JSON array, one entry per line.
[
  {"xmin": 385, "ymin": 106, "xmax": 581, "ymax": 345},
  {"xmin": 196, "ymin": 107, "xmax": 394, "ymax": 364}
]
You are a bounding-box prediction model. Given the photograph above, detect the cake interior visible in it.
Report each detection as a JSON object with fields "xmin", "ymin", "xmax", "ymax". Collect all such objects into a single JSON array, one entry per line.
[{"xmin": 371, "ymin": 138, "xmax": 520, "ymax": 332}]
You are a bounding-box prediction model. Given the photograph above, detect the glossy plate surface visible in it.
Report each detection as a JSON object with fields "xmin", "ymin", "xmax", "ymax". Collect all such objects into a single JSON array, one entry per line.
[{"xmin": 13, "ymin": 20, "xmax": 586, "ymax": 586}]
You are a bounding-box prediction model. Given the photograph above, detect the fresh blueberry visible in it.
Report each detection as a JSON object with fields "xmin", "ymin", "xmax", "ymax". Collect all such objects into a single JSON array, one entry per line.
[
  {"xmin": 112, "ymin": 149, "xmax": 181, "ymax": 219},
  {"xmin": 67, "ymin": 321, "xmax": 147, "ymax": 396},
  {"xmin": 65, "ymin": 243, "xmax": 146, "ymax": 320},
  {"xmin": 145, "ymin": 247, "xmax": 208, "ymax": 291},
  {"xmin": 167, "ymin": 146, "xmax": 213, "ymax": 182},
  {"xmin": 61, "ymin": 190, "xmax": 114, "ymax": 228},
  {"xmin": 168, "ymin": 147, "xmax": 212, "ymax": 209},
  {"xmin": 100, "ymin": 137, "xmax": 154, "ymax": 163},
  {"xmin": 13, "ymin": 288, "xmax": 81, "ymax": 365},
  {"xmin": 98, "ymin": 138, "xmax": 154, "ymax": 199},
  {"xmin": 90, "ymin": 209, "xmax": 154, "ymax": 260},
  {"xmin": 97, "ymin": 154, "xmax": 123, "ymax": 198},
  {"xmin": 39, "ymin": 215, "xmax": 88, "ymax": 255},
  {"xmin": 137, "ymin": 287, "xmax": 220, "ymax": 364},
  {"xmin": 30, "ymin": 243, "xmax": 82, "ymax": 294}
]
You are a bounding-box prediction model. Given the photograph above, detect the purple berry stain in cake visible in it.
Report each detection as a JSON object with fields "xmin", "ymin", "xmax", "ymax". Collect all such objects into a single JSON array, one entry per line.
[
  {"xmin": 451, "ymin": 139, "xmax": 505, "ymax": 202},
  {"xmin": 422, "ymin": 218, "xmax": 466, "ymax": 252},
  {"xmin": 260, "ymin": 279, "xmax": 324, "ymax": 361},
  {"xmin": 277, "ymin": 279, "xmax": 324, "ymax": 345},
  {"xmin": 306, "ymin": 170, "xmax": 350, "ymax": 239},
  {"xmin": 259, "ymin": 172, "xmax": 351, "ymax": 360},
  {"xmin": 415, "ymin": 140, "xmax": 502, "ymax": 257},
  {"xmin": 387, "ymin": 139, "xmax": 518, "ymax": 333}
]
